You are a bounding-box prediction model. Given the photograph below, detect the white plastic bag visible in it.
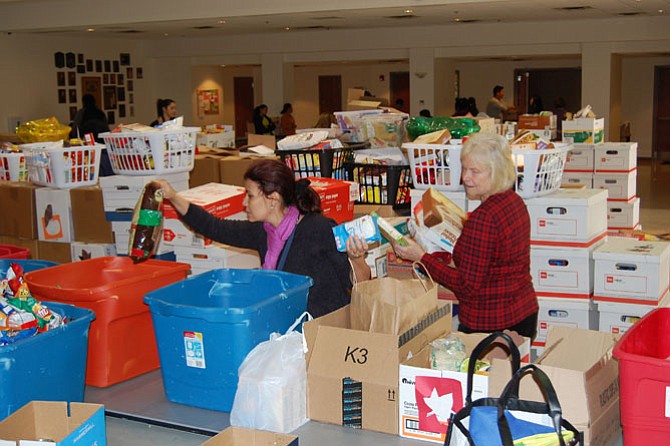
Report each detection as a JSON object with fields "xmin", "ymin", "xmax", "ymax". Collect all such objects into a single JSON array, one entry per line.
[{"xmin": 230, "ymin": 312, "xmax": 311, "ymax": 433}]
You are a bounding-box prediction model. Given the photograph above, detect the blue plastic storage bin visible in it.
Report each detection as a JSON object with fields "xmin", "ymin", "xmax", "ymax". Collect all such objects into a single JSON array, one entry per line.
[
  {"xmin": 0, "ymin": 259, "xmax": 58, "ymax": 273},
  {"xmin": 0, "ymin": 301, "xmax": 94, "ymax": 420},
  {"xmin": 144, "ymin": 268, "xmax": 313, "ymax": 412}
]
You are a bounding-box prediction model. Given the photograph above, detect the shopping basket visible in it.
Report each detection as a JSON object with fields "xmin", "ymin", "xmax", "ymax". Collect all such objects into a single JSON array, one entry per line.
[
  {"xmin": 0, "ymin": 151, "xmax": 28, "ymax": 182},
  {"xmin": 279, "ymin": 141, "xmax": 369, "ymax": 180},
  {"xmin": 21, "ymin": 141, "xmax": 103, "ymax": 188},
  {"xmin": 344, "ymin": 162, "xmax": 412, "ymax": 208}
]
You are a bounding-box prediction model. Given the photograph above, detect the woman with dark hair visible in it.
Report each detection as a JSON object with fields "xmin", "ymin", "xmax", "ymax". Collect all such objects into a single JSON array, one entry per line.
[
  {"xmin": 252, "ymin": 104, "xmax": 276, "ymax": 135},
  {"xmin": 156, "ymin": 159, "xmax": 371, "ymax": 317},
  {"xmin": 71, "ymin": 94, "xmax": 113, "ymax": 176},
  {"xmin": 150, "ymin": 98, "xmax": 177, "ymax": 127},
  {"xmin": 452, "ymin": 97, "xmax": 473, "ymax": 117},
  {"xmin": 279, "ymin": 103, "xmax": 297, "ymax": 136},
  {"xmin": 528, "ymin": 95, "xmax": 544, "ymax": 114}
]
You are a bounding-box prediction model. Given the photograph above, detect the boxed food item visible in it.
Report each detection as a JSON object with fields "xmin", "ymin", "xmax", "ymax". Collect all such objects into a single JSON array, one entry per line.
[{"xmin": 306, "ymin": 177, "xmax": 358, "ymax": 224}]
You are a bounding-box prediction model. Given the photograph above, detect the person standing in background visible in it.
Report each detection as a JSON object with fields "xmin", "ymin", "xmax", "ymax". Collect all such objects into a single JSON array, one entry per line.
[
  {"xmin": 528, "ymin": 95, "xmax": 544, "ymax": 114},
  {"xmin": 485, "ymin": 85, "xmax": 513, "ymax": 121},
  {"xmin": 253, "ymin": 104, "xmax": 276, "ymax": 135},
  {"xmin": 150, "ymin": 98, "xmax": 177, "ymax": 127},
  {"xmin": 280, "ymin": 103, "xmax": 297, "ymax": 136}
]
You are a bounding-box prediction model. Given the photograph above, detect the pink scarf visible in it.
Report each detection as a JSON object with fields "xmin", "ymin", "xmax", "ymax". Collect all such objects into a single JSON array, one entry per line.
[{"xmin": 263, "ymin": 205, "xmax": 300, "ymax": 270}]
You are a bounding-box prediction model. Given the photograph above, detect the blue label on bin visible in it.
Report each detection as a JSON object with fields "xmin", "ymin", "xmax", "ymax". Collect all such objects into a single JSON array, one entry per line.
[{"xmin": 184, "ymin": 331, "xmax": 206, "ymax": 369}]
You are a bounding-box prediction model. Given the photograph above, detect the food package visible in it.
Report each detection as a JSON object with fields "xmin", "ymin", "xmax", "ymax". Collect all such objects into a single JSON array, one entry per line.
[
  {"xmin": 16, "ymin": 117, "xmax": 71, "ymax": 143},
  {"xmin": 129, "ymin": 182, "xmax": 164, "ymax": 263}
]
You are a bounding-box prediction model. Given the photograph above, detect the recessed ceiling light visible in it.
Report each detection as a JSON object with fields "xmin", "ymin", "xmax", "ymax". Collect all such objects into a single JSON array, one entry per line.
[
  {"xmin": 404, "ymin": 9, "xmax": 414, "ymax": 14},
  {"xmin": 86, "ymin": 28, "xmax": 95, "ymax": 32},
  {"xmin": 218, "ymin": 20, "xmax": 226, "ymax": 24},
  {"xmin": 284, "ymin": 27, "xmax": 290, "ymax": 31},
  {"xmin": 454, "ymin": 17, "xmax": 461, "ymax": 22},
  {"xmin": 163, "ymin": 33, "xmax": 169, "ymax": 36}
]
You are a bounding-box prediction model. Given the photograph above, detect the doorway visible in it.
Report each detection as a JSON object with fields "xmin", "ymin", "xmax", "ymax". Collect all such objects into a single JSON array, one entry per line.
[
  {"xmin": 514, "ymin": 68, "xmax": 581, "ymax": 115},
  {"xmin": 390, "ymin": 71, "xmax": 410, "ymax": 113},
  {"xmin": 318, "ymin": 75, "xmax": 342, "ymax": 115},
  {"xmin": 652, "ymin": 65, "xmax": 670, "ymax": 163},
  {"xmin": 234, "ymin": 77, "xmax": 254, "ymax": 138}
]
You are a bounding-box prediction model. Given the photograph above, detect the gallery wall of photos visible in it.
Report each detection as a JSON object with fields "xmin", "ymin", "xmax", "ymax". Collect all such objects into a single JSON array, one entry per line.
[{"xmin": 54, "ymin": 51, "xmax": 143, "ymax": 126}]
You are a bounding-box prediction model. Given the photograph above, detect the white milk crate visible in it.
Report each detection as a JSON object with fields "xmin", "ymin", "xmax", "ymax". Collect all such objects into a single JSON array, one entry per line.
[
  {"xmin": 100, "ymin": 127, "xmax": 198, "ymax": 175},
  {"xmin": 405, "ymin": 142, "xmax": 571, "ymax": 199},
  {"xmin": 21, "ymin": 141, "xmax": 102, "ymax": 188},
  {"xmin": 0, "ymin": 151, "xmax": 29, "ymax": 181}
]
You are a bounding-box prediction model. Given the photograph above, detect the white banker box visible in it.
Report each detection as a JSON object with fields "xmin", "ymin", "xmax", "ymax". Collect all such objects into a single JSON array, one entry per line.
[
  {"xmin": 594, "ymin": 142, "xmax": 637, "ymax": 172},
  {"xmin": 561, "ymin": 171, "xmax": 593, "ymax": 188},
  {"xmin": 594, "ymin": 238, "xmax": 670, "ymax": 304},
  {"xmin": 524, "ymin": 188, "xmax": 608, "ymax": 246},
  {"xmin": 607, "ymin": 197, "xmax": 640, "ymax": 229},
  {"xmin": 564, "ymin": 143, "xmax": 596, "ymax": 171},
  {"xmin": 534, "ymin": 296, "xmax": 599, "ymax": 346},
  {"xmin": 593, "ymin": 171, "xmax": 636, "ymax": 201},
  {"xmin": 598, "ymin": 290, "xmax": 670, "ymax": 335}
]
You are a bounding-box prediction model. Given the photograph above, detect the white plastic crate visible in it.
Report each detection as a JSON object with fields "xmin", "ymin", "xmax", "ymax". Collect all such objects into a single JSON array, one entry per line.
[
  {"xmin": 21, "ymin": 141, "xmax": 102, "ymax": 188},
  {"xmin": 404, "ymin": 142, "xmax": 571, "ymax": 198},
  {"xmin": 100, "ymin": 127, "xmax": 198, "ymax": 175},
  {"xmin": 0, "ymin": 151, "xmax": 28, "ymax": 181}
]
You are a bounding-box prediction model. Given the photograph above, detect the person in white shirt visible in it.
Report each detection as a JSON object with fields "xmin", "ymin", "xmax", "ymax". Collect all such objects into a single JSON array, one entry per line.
[{"xmin": 486, "ymin": 85, "xmax": 511, "ymax": 120}]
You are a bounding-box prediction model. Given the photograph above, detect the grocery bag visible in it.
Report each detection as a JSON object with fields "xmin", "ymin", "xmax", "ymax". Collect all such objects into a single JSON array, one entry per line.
[
  {"xmin": 230, "ymin": 312, "xmax": 311, "ymax": 433},
  {"xmin": 350, "ymin": 261, "xmax": 438, "ymax": 335}
]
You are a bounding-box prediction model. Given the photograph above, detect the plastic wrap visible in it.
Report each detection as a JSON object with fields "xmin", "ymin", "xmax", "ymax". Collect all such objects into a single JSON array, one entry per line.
[
  {"xmin": 407, "ymin": 117, "xmax": 480, "ymax": 140},
  {"xmin": 16, "ymin": 117, "xmax": 71, "ymax": 143}
]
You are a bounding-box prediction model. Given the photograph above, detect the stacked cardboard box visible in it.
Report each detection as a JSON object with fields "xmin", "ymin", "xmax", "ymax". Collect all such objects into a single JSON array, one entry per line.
[
  {"xmin": 593, "ymin": 238, "xmax": 670, "ymax": 334},
  {"xmin": 0, "ymin": 182, "xmax": 40, "ymax": 258},
  {"xmin": 525, "ymin": 188, "xmax": 609, "ymax": 354}
]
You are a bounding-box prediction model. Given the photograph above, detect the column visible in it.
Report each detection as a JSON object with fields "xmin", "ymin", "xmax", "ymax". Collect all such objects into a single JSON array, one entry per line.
[
  {"xmin": 261, "ymin": 53, "xmax": 285, "ymax": 118},
  {"xmin": 409, "ymin": 47, "xmax": 436, "ymax": 116},
  {"xmin": 581, "ymin": 42, "xmax": 620, "ymax": 141}
]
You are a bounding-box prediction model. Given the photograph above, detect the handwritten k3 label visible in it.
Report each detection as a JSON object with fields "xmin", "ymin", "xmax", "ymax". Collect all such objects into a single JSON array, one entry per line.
[{"xmin": 344, "ymin": 346, "xmax": 368, "ymax": 364}]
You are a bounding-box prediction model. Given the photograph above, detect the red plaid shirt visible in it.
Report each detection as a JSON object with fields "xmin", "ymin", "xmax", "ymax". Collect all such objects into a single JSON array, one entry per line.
[{"xmin": 422, "ymin": 189, "xmax": 538, "ymax": 331}]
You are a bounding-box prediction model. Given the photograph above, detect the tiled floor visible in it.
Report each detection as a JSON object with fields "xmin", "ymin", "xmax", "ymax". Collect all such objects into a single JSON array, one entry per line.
[{"xmin": 104, "ymin": 159, "xmax": 670, "ymax": 445}]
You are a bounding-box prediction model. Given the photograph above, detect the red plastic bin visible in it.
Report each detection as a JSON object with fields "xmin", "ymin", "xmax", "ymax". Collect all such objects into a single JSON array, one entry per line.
[
  {"xmin": 25, "ymin": 256, "xmax": 190, "ymax": 387},
  {"xmin": 613, "ymin": 307, "xmax": 670, "ymax": 445},
  {"xmin": 0, "ymin": 244, "xmax": 30, "ymax": 259}
]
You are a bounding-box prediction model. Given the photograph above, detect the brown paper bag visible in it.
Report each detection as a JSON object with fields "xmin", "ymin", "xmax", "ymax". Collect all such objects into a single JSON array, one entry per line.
[{"xmin": 350, "ymin": 262, "xmax": 438, "ymax": 335}]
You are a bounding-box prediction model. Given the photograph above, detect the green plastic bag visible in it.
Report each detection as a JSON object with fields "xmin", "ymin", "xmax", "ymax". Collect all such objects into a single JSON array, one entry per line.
[{"xmin": 406, "ymin": 117, "xmax": 480, "ymax": 140}]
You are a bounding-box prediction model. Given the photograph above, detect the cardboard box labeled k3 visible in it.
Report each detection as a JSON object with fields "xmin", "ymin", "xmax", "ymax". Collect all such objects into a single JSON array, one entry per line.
[
  {"xmin": 0, "ymin": 402, "xmax": 106, "ymax": 446},
  {"xmin": 304, "ymin": 301, "xmax": 452, "ymax": 435},
  {"xmin": 35, "ymin": 188, "xmax": 73, "ymax": 243}
]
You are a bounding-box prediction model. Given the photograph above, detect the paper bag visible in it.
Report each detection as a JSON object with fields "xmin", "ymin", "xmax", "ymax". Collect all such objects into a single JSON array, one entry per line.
[{"xmin": 350, "ymin": 264, "xmax": 438, "ymax": 335}]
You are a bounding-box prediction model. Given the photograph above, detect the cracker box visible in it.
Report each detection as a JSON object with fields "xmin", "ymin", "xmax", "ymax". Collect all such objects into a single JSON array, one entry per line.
[{"xmin": 562, "ymin": 118, "xmax": 604, "ymax": 144}]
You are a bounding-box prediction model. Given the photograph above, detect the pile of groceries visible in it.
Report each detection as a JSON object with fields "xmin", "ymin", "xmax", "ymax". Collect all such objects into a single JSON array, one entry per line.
[{"xmin": 0, "ymin": 264, "xmax": 66, "ymax": 345}]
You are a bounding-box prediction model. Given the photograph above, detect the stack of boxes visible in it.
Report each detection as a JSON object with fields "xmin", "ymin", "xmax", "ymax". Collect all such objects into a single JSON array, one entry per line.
[
  {"xmin": 594, "ymin": 238, "xmax": 670, "ymax": 334},
  {"xmin": 563, "ymin": 142, "xmax": 640, "ymax": 231},
  {"xmin": 524, "ymin": 188, "xmax": 609, "ymax": 354}
]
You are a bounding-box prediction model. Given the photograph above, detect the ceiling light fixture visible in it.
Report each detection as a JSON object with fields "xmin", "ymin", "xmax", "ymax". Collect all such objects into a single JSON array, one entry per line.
[
  {"xmin": 284, "ymin": 27, "xmax": 291, "ymax": 31},
  {"xmin": 163, "ymin": 32, "xmax": 169, "ymax": 36},
  {"xmin": 218, "ymin": 20, "xmax": 226, "ymax": 24},
  {"xmin": 86, "ymin": 28, "xmax": 95, "ymax": 32},
  {"xmin": 404, "ymin": 9, "xmax": 414, "ymax": 14}
]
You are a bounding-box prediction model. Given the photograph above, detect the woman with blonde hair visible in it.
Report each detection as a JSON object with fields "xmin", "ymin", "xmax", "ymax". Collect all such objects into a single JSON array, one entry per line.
[{"xmin": 391, "ymin": 132, "xmax": 538, "ymax": 339}]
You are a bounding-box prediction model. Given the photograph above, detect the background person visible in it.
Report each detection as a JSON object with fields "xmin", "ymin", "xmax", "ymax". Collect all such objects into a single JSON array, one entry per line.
[
  {"xmin": 279, "ymin": 103, "xmax": 297, "ymax": 136},
  {"xmin": 528, "ymin": 95, "xmax": 544, "ymax": 114},
  {"xmin": 390, "ymin": 132, "xmax": 538, "ymax": 339},
  {"xmin": 485, "ymin": 85, "xmax": 514, "ymax": 121},
  {"xmin": 156, "ymin": 159, "xmax": 371, "ymax": 318},
  {"xmin": 419, "ymin": 109, "xmax": 432, "ymax": 118},
  {"xmin": 252, "ymin": 104, "xmax": 276, "ymax": 135},
  {"xmin": 70, "ymin": 94, "xmax": 113, "ymax": 176},
  {"xmin": 150, "ymin": 98, "xmax": 177, "ymax": 127}
]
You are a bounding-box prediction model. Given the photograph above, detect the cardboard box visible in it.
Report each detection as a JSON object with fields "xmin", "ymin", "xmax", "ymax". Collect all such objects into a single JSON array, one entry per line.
[
  {"xmin": 304, "ymin": 301, "xmax": 452, "ymax": 435},
  {"xmin": 70, "ymin": 241, "xmax": 116, "ymax": 261},
  {"xmin": 410, "ymin": 189, "xmax": 466, "ymax": 217},
  {"xmin": 99, "ymin": 172, "xmax": 189, "ymax": 213},
  {"xmin": 562, "ymin": 118, "xmax": 605, "ymax": 144},
  {"xmin": 607, "ymin": 197, "xmax": 640, "ymax": 229},
  {"xmin": 247, "ymin": 133, "xmax": 276, "ymax": 150},
  {"xmin": 162, "ymin": 183, "xmax": 247, "ymax": 248},
  {"xmin": 69, "ymin": 186, "xmax": 114, "ymax": 243},
  {"xmin": 598, "ymin": 289, "xmax": 670, "ymax": 335},
  {"xmin": 564, "ymin": 143, "xmax": 596, "ymax": 172},
  {"xmin": 472, "ymin": 116, "xmax": 496, "ymax": 134},
  {"xmin": 307, "ymin": 177, "xmax": 357, "ymax": 224},
  {"xmin": 202, "ymin": 426, "xmax": 298, "ymax": 446},
  {"xmin": 0, "ymin": 182, "xmax": 39, "ymax": 239},
  {"xmin": 196, "ymin": 131, "xmax": 235, "ymax": 149},
  {"xmin": 174, "ymin": 243, "xmax": 260, "ymax": 276},
  {"xmin": 534, "ymin": 296, "xmax": 599, "ymax": 345},
  {"xmin": 530, "ymin": 242, "xmax": 604, "ymax": 298},
  {"xmin": 561, "ymin": 171, "xmax": 593, "ymax": 188},
  {"xmin": 353, "ymin": 204, "xmax": 406, "ymax": 218},
  {"xmin": 518, "ymin": 114, "xmax": 557, "ymax": 131},
  {"xmin": 190, "ymin": 154, "xmax": 222, "ymax": 188},
  {"xmin": 593, "ymin": 171, "xmax": 637, "ymax": 201},
  {"xmin": 0, "ymin": 236, "xmax": 38, "ymax": 259},
  {"xmin": 399, "ymin": 333, "xmax": 530, "ymax": 443},
  {"xmin": 593, "ymin": 238, "xmax": 670, "ymax": 304},
  {"xmin": 491, "ymin": 326, "xmax": 621, "ymax": 446},
  {"xmin": 594, "ymin": 142, "xmax": 637, "ymax": 172},
  {"xmin": 0, "ymin": 402, "xmax": 105, "ymax": 446},
  {"xmin": 37, "ymin": 241, "xmax": 72, "ymax": 264},
  {"xmin": 35, "ymin": 188, "xmax": 73, "ymax": 243},
  {"xmin": 219, "ymin": 155, "xmax": 279, "ymax": 187},
  {"xmin": 524, "ymin": 188, "xmax": 608, "ymax": 247}
]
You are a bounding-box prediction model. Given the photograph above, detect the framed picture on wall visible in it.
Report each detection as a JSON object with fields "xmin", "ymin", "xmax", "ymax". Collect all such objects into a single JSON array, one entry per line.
[
  {"xmin": 68, "ymin": 89, "xmax": 77, "ymax": 104},
  {"xmin": 78, "ymin": 53, "xmax": 84, "ymax": 64},
  {"xmin": 129, "ymin": 105, "xmax": 134, "ymax": 117},
  {"xmin": 68, "ymin": 71, "xmax": 76, "ymax": 86},
  {"xmin": 129, "ymin": 92, "xmax": 134, "ymax": 104},
  {"xmin": 103, "ymin": 86, "xmax": 117, "ymax": 110},
  {"xmin": 120, "ymin": 53, "xmax": 131, "ymax": 66},
  {"xmin": 95, "ymin": 60, "xmax": 102, "ymax": 72},
  {"xmin": 81, "ymin": 76, "xmax": 102, "ymax": 110},
  {"xmin": 66, "ymin": 52, "xmax": 76, "ymax": 68},
  {"xmin": 104, "ymin": 60, "xmax": 111, "ymax": 72},
  {"xmin": 69, "ymin": 106, "xmax": 78, "ymax": 121},
  {"xmin": 77, "ymin": 65, "xmax": 85, "ymax": 74},
  {"xmin": 113, "ymin": 60, "xmax": 120, "ymax": 72},
  {"xmin": 58, "ymin": 89, "xmax": 66, "ymax": 104},
  {"xmin": 57, "ymin": 72, "xmax": 66, "ymax": 86},
  {"xmin": 119, "ymin": 104, "xmax": 126, "ymax": 118},
  {"xmin": 127, "ymin": 80, "xmax": 133, "ymax": 92},
  {"xmin": 136, "ymin": 67, "xmax": 143, "ymax": 79},
  {"xmin": 86, "ymin": 59, "xmax": 93, "ymax": 72},
  {"xmin": 103, "ymin": 74, "xmax": 109, "ymax": 84},
  {"xmin": 107, "ymin": 111, "xmax": 115, "ymax": 124},
  {"xmin": 110, "ymin": 74, "xmax": 116, "ymax": 84},
  {"xmin": 127, "ymin": 67, "xmax": 133, "ymax": 79},
  {"xmin": 117, "ymin": 74, "xmax": 124, "ymax": 85},
  {"xmin": 117, "ymin": 87, "xmax": 125, "ymax": 102}
]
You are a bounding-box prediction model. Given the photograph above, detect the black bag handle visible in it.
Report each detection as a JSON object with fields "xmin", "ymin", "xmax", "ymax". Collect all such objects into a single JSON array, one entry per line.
[
  {"xmin": 496, "ymin": 364, "xmax": 568, "ymax": 446},
  {"xmin": 464, "ymin": 332, "xmax": 521, "ymax": 405}
]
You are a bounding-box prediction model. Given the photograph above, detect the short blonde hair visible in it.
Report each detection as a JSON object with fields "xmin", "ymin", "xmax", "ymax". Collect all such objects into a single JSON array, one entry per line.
[{"xmin": 461, "ymin": 132, "xmax": 516, "ymax": 194}]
